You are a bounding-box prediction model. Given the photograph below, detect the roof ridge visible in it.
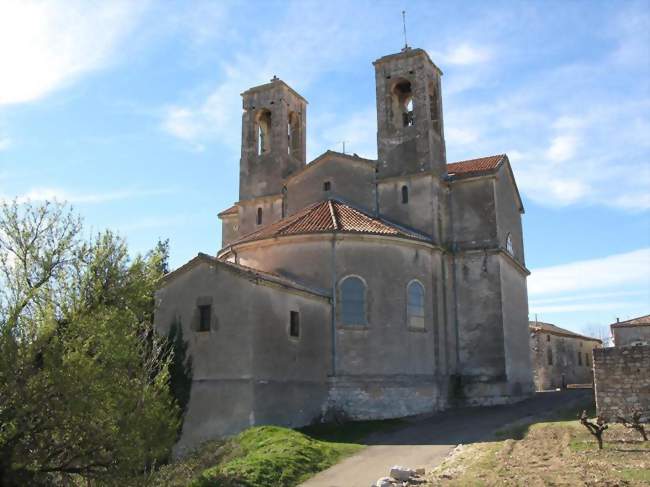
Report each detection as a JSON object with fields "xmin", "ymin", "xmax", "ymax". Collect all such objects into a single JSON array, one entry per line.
[{"xmin": 328, "ymin": 200, "xmax": 339, "ymax": 230}]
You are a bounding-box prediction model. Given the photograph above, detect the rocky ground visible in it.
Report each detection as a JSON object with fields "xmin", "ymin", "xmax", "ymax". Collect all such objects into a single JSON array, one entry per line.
[{"xmin": 425, "ymin": 418, "xmax": 650, "ymax": 486}]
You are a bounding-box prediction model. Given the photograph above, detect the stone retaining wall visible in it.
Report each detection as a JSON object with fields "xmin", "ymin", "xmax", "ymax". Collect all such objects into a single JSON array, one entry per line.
[{"xmin": 593, "ymin": 345, "xmax": 650, "ymax": 421}]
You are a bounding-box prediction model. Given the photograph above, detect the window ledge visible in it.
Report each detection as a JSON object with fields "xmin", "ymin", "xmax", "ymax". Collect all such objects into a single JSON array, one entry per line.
[{"xmin": 337, "ymin": 324, "xmax": 369, "ymax": 331}]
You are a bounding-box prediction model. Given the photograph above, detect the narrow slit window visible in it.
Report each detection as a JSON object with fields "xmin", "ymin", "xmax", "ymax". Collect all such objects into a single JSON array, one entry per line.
[
  {"xmin": 323, "ymin": 181, "xmax": 331, "ymax": 191},
  {"xmin": 585, "ymin": 353, "xmax": 590, "ymax": 367},
  {"xmin": 547, "ymin": 347, "xmax": 553, "ymax": 366},
  {"xmin": 290, "ymin": 311, "xmax": 300, "ymax": 338},
  {"xmin": 401, "ymin": 185, "xmax": 409, "ymax": 204},
  {"xmin": 198, "ymin": 305, "xmax": 211, "ymax": 332},
  {"xmin": 256, "ymin": 207, "xmax": 263, "ymax": 225},
  {"xmin": 578, "ymin": 351, "xmax": 582, "ymax": 366}
]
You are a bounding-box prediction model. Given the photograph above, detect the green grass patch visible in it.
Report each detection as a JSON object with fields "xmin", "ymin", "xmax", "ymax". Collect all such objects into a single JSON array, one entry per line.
[{"xmin": 189, "ymin": 426, "xmax": 361, "ymax": 487}]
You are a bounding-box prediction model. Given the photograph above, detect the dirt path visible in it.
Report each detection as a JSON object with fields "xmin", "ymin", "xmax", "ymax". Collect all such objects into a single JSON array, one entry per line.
[{"xmin": 300, "ymin": 390, "xmax": 592, "ymax": 487}]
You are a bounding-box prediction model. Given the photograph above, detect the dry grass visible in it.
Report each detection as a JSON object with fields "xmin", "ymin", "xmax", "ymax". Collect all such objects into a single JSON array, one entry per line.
[{"xmin": 427, "ymin": 419, "xmax": 650, "ymax": 486}]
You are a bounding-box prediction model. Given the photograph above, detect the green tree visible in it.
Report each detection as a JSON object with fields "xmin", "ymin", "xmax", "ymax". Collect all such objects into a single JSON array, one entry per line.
[{"xmin": 0, "ymin": 201, "xmax": 180, "ymax": 485}]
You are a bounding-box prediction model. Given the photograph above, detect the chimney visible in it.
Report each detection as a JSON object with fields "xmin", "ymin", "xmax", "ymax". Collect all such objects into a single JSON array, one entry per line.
[{"xmin": 616, "ymin": 317, "xmax": 620, "ymax": 323}]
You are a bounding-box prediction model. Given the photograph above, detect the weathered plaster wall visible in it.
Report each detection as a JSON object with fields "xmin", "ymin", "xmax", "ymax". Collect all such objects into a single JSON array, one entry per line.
[
  {"xmin": 449, "ymin": 177, "xmax": 497, "ymax": 249},
  {"xmin": 154, "ymin": 260, "xmax": 331, "ymax": 454},
  {"xmin": 454, "ymin": 251, "xmax": 506, "ymax": 381},
  {"xmin": 593, "ymin": 345, "xmax": 650, "ymax": 421},
  {"xmin": 377, "ymin": 174, "xmax": 443, "ymax": 238},
  {"xmin": 530, "ymin": 332, "xmax": 600, "ymax": 390},
  {"xmin": 613, "ymin": 325, "xmax": 650, "ymax": 347},
  {"xmin": 237, "ymin": 194, "xmax": 283, "ymax": 238},
  {"xmin": 219, "ymin": 213, "xmax": 238, "ymax": 248},
  {"xmin": 233, "ymin": 234, "xmax": 448, "ymax": 418},
  {"xmin": 500, "ymin": 255, "xmax": 534, "ymax": 394},
  {"xmin": 285, "ymin": 154, "xmax": 375, "ymax": 215},
  {"xmin": 494, "ymin": 164, "xmax": 525, "ymax": 266}
]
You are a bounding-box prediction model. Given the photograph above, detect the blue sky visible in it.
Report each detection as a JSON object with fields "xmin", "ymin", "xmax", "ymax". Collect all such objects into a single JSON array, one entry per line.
[{"xmin": 0, "ymin": 0, "xmax": 648, "ymax": 337}]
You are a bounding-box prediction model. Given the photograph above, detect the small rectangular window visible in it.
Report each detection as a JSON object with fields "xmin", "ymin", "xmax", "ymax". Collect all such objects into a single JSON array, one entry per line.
[
  {"xmin": 546, "ymin": 334, "xmax": 550, "ymax": 342},
  {"xmin": 323, "ymin": 181, "xmax": 331, "ymax": 191},
  {"xmin": 578, "ymin": 351, "xmax": 582, "ymax": 366},
  {"xmin": 290, "ymin": 311, "xmax": 300, "ymax": 337},
  {"xmin": 585, "ymin": 352, "xmax": 590, "ymax": 367},
  {"xmin": 198, "ymin": 305, "xmax": 211, "ymax": 332}
]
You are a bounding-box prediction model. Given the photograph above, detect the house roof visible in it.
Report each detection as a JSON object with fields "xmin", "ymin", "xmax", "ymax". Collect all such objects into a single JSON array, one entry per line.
[
  {"xmin": 161, "ymin": 252, "xmax": 330, "ymax": 299},
  {"xmin": 611, "ymin": 314, "xmax": 650, "ymax": 328},
  {"xmin": 446, "ymin": 154, "xmax": 506, "ymax": 177},
  {"xmin": 529, "ymin": 321, "xmax": 602, "ymax": 343},
  {"xmin": 227, "ymin": 198, "xmax": 431, "ymax": 247},
  {"xmin": 217, "ymin": 205, "xmax": 238, "ymax": 217}
]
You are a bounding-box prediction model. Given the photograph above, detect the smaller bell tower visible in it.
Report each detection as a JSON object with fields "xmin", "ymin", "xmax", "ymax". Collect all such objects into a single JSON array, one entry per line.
[
  {"xmin": 239, "ymin": 77, "xmax": 307, "ymax": 200},
  {"xmin": 373, "ymin": 48, "xmax": 446, "ymax": 179}
]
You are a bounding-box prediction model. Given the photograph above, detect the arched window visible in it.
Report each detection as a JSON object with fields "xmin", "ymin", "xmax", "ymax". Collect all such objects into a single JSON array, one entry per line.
[
  {"xmin": 506, "ymin": 233, "xmax": 514, "ymax": 256},
  {"xmin": 407, "ymin": 281, "xmax": 425, "ymax": 329},
  {"xmin": 391, "ymin": 80, "xmax": 414, "ymax": 129},
  {"xmin": 256, "ymin": 207, "xmax": 263, "ymax": 225},
  {"xmin": 340, "ymin": 276, "xmax": 366, "ymax": 325},
  {"xmin": 257, "ymin": 109, "xmax": 272, "ymax": 155},
  {"xmin": 401, "ymin": 185, "xmax": 409, "ymax": 204}
]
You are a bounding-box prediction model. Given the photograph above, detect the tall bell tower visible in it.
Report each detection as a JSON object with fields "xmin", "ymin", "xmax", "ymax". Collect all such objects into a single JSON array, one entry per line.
[
  {"xmin": 239, "ymin": 77, "xmax": 307, "ymax": 200},
  {"xmin": 373, "ymin": 48, "xmax": 446, "ymax": 179}
]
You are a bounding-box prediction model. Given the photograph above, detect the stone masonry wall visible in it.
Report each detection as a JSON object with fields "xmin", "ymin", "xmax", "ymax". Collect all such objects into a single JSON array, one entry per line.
[{"xmin": 593, "ymin": 345, "xmax": 650, "ymax": 421}]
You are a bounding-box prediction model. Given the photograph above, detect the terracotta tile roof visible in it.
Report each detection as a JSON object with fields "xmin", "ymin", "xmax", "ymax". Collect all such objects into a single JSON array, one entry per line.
[
  {"xmin": 229, "ymin": 199, "xmax": 431, "ymax": 246},
  {"xmin": 529, "ymin": 321, "xmax": 602, "ymax": 343},
  {"xmin": 446, "ymin": 154, "xmax": 505, "ymax": 177},
  {"xmin": 217, "ymin": 205, "xmax": 238, "ymax": 217},
  {"xmin": 610, "ymin": 314, "xmax": 650, "ymax": 328}
]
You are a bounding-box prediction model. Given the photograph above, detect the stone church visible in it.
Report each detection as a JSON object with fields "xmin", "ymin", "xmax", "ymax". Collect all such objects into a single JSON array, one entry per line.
[{"xmin": 154, "ymin": 47, "xmax": 534, "ymax": 452}]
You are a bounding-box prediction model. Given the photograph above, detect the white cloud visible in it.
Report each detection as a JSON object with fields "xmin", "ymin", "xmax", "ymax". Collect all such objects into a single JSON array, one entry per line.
[
  {"xmin": 0, "ymin": 0, "xmax": 147, "ymax": 105},
  {"xmin": 546, "ymin": 134, "xmax": 579, "ymax": 162},
  {"xmin": 438, "ymin": 43, "xmax": 494, "ymax": 66},
  {"xmin": 528, "ymin": 248, "xmax": 650, "ymax": 297},
  {"xmin": 160, "ymin": 3, "xmax": 380, "ymax": 150},
  {"xmin": 12, "ymin": 187, "xmax": 172, "ymax": 204}
]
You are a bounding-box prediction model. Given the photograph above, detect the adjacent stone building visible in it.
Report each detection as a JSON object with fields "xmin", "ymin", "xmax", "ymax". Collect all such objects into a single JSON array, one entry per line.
[
  {"xmin": 529, "ymin": 321, "xmax": 601, "ymax": 390},
  {"xmin": 593, "ymin": 313, "xmax": 650, "ymax": 421},
  {"xmin": 611, "ymin": 314, "xmax": 650, "ymax": 347},
  {"xmin": 155, "ymin": 47, "xmax": 534, "ymax": 453}
]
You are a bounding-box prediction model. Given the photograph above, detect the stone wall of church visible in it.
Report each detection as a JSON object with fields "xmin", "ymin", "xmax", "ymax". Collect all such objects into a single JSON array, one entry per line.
[
  {"xmin": 326, "ymin": 375, "xmax": 448, "ymax": 420},
  {"xmin": 285, "ymin": 153, "xmax": 376, "ymax": 216},
  {"xmin": 154, "ymin": 259, "xmax": 331, "ymax": 455},
  {"xmin": 232, "ymin": 234, "xmax": 447, "ymax": 378}
]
